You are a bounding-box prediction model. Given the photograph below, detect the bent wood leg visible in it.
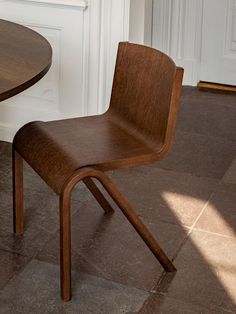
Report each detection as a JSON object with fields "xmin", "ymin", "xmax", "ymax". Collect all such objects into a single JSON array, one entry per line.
[
  {"xmin": 13, "ymin": 150, "xmax": 24, "ymax": 235},
  {"xmin": 60, "ymin": 167, "xmax": 176, "ymax": 301},
  {"xmin": 83, "ymin": 177, "xmax": 114, "ymax": 214},
  {"xmin": 65, "ymin": 168, "xmax": 176, "ymax": 272},
  {"xmin": 60, "ymin": 191, "xmax": 72, "ymax": 302},
  {"xmin": 94, "ymin": 172, "xmax": 176, "ymax": 273}
]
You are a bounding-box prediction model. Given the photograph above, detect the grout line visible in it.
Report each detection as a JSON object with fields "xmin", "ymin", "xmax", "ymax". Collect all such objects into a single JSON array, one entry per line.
[
  {"xmin": 1, "ymin": 255, "xmax": 34, "ymax": 290},
  {"xmin": 176, "ymin": 129, "xmax": 236, "ymax": 144},
  {"xmin": 149, "ymin": 163, "xmax": 224, "ymax": 182},
  {"xmin": 219, "ymin": 159, "xmax": 236, "ymax": 186},
  {"xmin": 150, "ymin": 187, "xmax": 221, "ymax": 293},
  {"xmin": 0, "ymin": 246, "xmax": 29, "ymax": 258},
  {"xmin": 170, "ymin": 229, "xmax": 192, "ymax": 263},
  {"xmin": 191, "ymin": 227, "xmax": 236, "ymax": 239},
  {"xmin": 182, "ymin": 179, "xmax": 236, "ymax": 239},
  {"xmin": 189, "ymin": 182, "xmax": 221, "ymax": 232},
  {"xmin": 152, "ymin": 228, "xmax": 193, "ymax": 293},
  {"xmin": 160, "ymin": 185, "xmax": 221, "ymax": 270},
  {"xmin": 150, "ymin": 270, "xmax": 166, "ymax": 293}
]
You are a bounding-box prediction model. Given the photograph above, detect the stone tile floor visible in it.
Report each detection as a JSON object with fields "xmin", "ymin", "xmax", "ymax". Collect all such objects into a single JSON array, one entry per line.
[{"xmin": 0, "ymin": 87, "xmax": 235, "ymax": 313}]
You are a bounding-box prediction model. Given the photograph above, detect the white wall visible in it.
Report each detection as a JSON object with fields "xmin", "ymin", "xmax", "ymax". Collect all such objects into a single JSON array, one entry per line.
[
  {"xmin": 129, "ymin": 0, "xmax": 152, "ymax": 45},
  {"xmin": 0, "ymin": 0, "xmax": 205, "ymax": 142},
  {"xmin": 129, "ymin": 0, "xmax": 204, "ymax": 85},
  {"xmin": 0, "ymin": 0, "xmax": 130, "ymax": 142}
]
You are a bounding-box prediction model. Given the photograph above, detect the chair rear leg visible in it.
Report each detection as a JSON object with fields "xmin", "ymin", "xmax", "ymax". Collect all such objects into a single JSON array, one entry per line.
[
  {"xmin": 83, "ymin": 178, "xmax": 114, "ymax": 214},
  {"xmin": 96, "ymin": 174, "xmax": 176, "ymax": 272},
  {"xmin": 60, "ymin": 191, "xmax": 72, "ymax": 302},
  {"xmin": 13, "ymin": 150, "xmax": 24, "ymax": 235}
]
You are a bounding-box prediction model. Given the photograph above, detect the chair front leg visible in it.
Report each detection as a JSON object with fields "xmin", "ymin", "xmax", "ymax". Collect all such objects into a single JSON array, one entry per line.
[
  {"xmin": 60, "ymin": 191, "xmax": 72, "ymax": 302},
  {"xmin": 13, "ymin": 149, "xmax": 24, "ymax": 235}
]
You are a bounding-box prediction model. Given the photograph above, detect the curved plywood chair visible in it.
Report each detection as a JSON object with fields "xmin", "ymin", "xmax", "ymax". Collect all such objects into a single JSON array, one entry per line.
[{"xmin": 13, "ymin": 42, "xmax": 184, "ymax": 301}]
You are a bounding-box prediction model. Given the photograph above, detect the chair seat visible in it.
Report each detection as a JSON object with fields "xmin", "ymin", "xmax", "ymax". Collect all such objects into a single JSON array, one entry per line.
[{"xmin": 14, "ymin": 113, "xmax": 163, "ymax": 194}]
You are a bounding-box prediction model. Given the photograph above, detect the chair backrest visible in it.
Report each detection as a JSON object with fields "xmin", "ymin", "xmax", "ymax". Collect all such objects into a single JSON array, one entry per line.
[{"xmin": 108, "ymin": 42, "xmax": 183, "ymax": 151}]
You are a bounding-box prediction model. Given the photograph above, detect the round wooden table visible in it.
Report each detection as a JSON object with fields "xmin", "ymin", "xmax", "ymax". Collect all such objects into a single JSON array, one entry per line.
[{"xmin": 0, "ymin": 19, "xmax": 52, "ymax": 102}]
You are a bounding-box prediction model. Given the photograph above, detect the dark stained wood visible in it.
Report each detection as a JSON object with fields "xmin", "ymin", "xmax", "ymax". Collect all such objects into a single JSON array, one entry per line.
[
  {"xmin": 60, "ymin": 186, "xmax": 72, "ymax": 302},
  {"xmin": 13, "ymin": 150, "xmax": 24, "ymax": 235},
  {"xmin": 197, "ymin": 81, "xmax": 236, "ymax": 93},
  {"xmin": 0, "ymin": 19, "xmax": 52, "ymax": 102},
  {"xmin": 89, "ymin": 169, "xmax": 177, "ymax": 273},
  {"xmin": 60, "ymin": 167, "xmax": 177, "ymax": 301},
  {"xmin": 13, "ymin": 42, "xmax": 184, "ymax": 301},
  {"xmin": 83, "ymin": 178, "xmax": 115, "ymax": 214}
]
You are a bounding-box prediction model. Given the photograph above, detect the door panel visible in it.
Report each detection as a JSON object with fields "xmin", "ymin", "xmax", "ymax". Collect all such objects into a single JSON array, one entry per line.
[{"xmin": 200, "ymin": 0, "xmax": 236, "ymax": 85}]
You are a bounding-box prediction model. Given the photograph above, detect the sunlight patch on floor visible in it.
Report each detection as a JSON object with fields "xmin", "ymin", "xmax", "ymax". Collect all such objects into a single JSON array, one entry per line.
[{"xmin": 162, "ymin": 190, "xmax": 236, "ymax": 303}]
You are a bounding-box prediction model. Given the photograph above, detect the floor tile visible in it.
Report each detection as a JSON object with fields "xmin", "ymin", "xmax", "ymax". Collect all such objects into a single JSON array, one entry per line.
[
  {"xmin": 0, "ymin": 141, "xmax": 12, "ymax": 187},
  {"xmin": 138, "ymin": 293, "xmax": 231, "ymax": 314},
  {"xmin": 153, "ymin": 131, "xmax": 236, "ymax": 179},
  {"xmin": 195, "ymin": 183, "xmax": 236, "ymax": 237},
  {"xmin": 0, "ymin": 188, "xmax": 78, "ymax": 257},
  {"xmin": 0, "ymin": 259, "xmax": 149, "ymax": 314},
  {"xmin": 177, "ymin": 87, "xmax": 236, "ymax": 141},
  {"xmin": 180, "ymin": 87, "xmax": 236, "ymax": 110},
  {"xmin": 111, "ymin": 166, "xmax": 218, "ymax": 227},
  {"xmin": 223, "ymin": 158, "xmax": 236, "ymax": 185},
  {"xmin": 157, "ymin": 231, "xmax": 236, "ymax": 313},
  {"xmin": 37, "ymin": 199, "xmax": 187, "ymax": 291},
  {"xmin": 1, "ymin": 88, "xmax": 236, "ymax": 313},
  {"xmin": 0, "ymin": 249, "xmax": 30, "ymax": 289},
  {"xmin": 0, "ymin": 141, "xmax": 11, "ymax": 157}
]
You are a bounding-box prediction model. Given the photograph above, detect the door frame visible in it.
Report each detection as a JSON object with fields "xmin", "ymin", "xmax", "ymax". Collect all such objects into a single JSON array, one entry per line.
[{"xmin": 152, "ymin": 0, "xmax": 204, "ymax": 85}]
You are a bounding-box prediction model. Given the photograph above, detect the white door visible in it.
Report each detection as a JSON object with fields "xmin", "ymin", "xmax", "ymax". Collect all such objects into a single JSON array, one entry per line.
[{"xmin": 200, "ymin": 0, "xmax": 236, "ymax": 85}]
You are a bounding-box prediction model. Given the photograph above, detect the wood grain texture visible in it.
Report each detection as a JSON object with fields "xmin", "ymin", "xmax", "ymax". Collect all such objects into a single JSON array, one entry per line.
[
  {"xmin": 83, "ymin": 177, "xmax": 115, "ymax": 214},
  {"xmin": 14, "ymin": 43, "xmax": 183, "ymax": 194},
  {"xmin": 0, "ymin": 19, "xmax": 52, "ymax": 102},
  {"xmin": 13, "ymin": 150, "xmax": 24, "ymax": 235},
  {"xmin": 13, "ymin": 42, "xmax": 184, "ymax": 301},
  {"xmin": 198, "ymin": 81, "xmax": 236, "ymax": 93}
]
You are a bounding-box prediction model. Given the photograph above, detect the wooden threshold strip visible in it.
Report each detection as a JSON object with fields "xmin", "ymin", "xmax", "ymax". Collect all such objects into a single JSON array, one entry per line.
[{"xmin": 197, "ymin": 81, "xmax": 236, "ymax": 93}]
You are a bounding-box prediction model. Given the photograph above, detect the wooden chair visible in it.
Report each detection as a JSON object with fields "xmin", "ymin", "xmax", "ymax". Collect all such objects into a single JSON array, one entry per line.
[{"xmin": 13, "ymin": 42, "xmax": 184, "ymax": 301}]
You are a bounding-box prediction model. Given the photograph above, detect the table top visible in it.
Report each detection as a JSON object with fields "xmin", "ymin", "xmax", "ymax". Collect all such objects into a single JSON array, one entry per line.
[{"xmin": 0, "ymin": 19, "xmax": 52, "ymax": 102}]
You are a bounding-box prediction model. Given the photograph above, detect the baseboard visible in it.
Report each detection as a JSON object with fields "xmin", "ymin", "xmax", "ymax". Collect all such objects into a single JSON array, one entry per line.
[{"xmin": 198, "ymin": 81, "xmax": 236, "ymax": 93}]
